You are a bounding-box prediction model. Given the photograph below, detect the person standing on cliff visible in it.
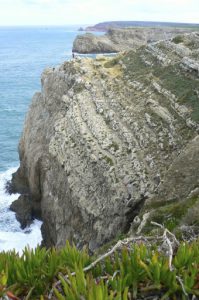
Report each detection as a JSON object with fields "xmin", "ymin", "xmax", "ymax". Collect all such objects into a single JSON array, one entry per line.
[{"xmin": 72, "ymin": 51, "xmax": 75, "ymax": 59}]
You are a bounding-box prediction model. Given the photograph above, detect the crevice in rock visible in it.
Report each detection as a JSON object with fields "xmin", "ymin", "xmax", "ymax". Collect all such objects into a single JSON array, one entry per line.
[{"xmin": 124, "ymin": 195, "xmax": 147, "ymax": 233}]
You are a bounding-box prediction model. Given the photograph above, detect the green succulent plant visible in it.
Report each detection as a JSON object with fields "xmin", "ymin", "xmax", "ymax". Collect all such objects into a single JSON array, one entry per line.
[{"xmin": 0, "ymin": 239, "xmax": 198, "ymax": 299}]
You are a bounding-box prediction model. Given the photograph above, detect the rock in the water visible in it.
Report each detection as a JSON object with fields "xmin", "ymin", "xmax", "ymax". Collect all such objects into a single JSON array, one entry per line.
[
  {"xmin": 10, "ymin": 195, "xmax": 33, "ymax": 229},
  {"xmin": 7, "ymin": 168, "xmax": 29, "ymax": 195}
]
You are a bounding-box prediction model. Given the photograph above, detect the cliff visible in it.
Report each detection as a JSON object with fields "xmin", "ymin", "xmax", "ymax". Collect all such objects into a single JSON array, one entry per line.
[
  {"xmin": 12, "ymin": 32, "xmax": 199, "ymax": 250},
  {"xmin": 73, "ymin": 27, "xmax": 195, "ymax": 54}
]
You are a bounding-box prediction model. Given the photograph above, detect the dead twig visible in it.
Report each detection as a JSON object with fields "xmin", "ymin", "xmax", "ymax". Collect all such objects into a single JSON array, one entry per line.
[
  {"xmin": 163, "ymin": 229, "xmax": 174, "ymax": 271},
  {"xmin": 176, "ymin": 276, "xmax": 188, "ymax": 298},
  {"xmin": 151, "ymin": 221, "xmax": 179, "ymax": 271},
  {"xmin": 151, "ymin": 221, "xmax": 180, "ymax": 246},
  {"xmin": 151, "ymin": 222, "xmax": 188, "ymax": 297}
]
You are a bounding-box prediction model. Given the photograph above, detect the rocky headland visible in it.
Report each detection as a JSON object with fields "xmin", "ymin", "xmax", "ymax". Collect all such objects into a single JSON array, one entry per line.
[
  {"xmin": 85, "ymin": 21, "xmax": 199, "ymax": 32},
  {"xmin": 11, "ymin": 32, "xmax": 199, "ymax": 250},
  {"xmin": 73, "ymin": 27, "xmax": 196, "ymax": 54}
]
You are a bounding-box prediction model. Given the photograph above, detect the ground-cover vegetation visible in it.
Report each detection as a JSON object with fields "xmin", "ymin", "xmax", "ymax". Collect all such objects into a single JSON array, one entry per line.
[{"xmin": 0, "ymin": 235, "xmax": 198, "ymax": 299}]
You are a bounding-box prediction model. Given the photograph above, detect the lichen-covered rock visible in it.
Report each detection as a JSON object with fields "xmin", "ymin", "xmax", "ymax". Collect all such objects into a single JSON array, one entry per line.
[{"xmin": 12, "ymin": 32, "xmax": 199, "ymax": 249}]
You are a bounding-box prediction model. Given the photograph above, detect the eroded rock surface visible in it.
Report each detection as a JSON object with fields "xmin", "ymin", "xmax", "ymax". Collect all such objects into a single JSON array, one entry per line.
[{"xmin": 12, "ymin": 32, "xmax": 199, "ymax": 249}]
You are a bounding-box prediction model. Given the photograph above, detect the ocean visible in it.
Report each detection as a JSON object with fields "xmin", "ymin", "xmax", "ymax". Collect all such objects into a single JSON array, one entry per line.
[{"xmin": 0, "ymin": 26, "xmax": 87, "ymax": 253}]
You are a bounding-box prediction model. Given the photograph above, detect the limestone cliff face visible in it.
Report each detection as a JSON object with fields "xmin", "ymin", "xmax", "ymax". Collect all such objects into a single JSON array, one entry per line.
[
  {"xmin": 73, "ymin": 28, "xmax": 194, "ymax": 54},
  {"xmin": 13, "ymin": 32, "xmax": 199, "ymax": 249}
]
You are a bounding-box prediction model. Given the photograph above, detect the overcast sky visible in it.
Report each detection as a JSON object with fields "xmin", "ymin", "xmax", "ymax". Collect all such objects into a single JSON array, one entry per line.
[{"xmin": 0, "ymin": 0, "xmax": 198, "ymax": 26}]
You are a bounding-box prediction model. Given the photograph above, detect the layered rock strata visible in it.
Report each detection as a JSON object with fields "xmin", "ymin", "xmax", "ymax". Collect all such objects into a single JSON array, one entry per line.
[{"xmin": 12, "ymin": 32, "xmax": 199, "ymax": 249}]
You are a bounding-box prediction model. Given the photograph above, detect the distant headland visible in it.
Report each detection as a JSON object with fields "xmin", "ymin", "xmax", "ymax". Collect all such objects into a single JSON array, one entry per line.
[{"xmin": 81, "ymin": 20, "xmax": 199, "ymax": 32}]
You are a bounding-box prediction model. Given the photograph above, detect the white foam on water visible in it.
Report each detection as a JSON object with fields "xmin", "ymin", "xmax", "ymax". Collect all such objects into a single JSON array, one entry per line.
[{"xmin": 0, "ymin": 167, "xmax": 42, "ymax": 254}]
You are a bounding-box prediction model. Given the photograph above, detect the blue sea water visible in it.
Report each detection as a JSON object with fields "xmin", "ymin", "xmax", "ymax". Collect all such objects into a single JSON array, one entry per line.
[
  {"xmin": 0, "ymin": 26, "xmax": 87, "ymax": 252},
  {"xmin": 0, "ymin": 26, "xmax": 84, "ymax": 172}
]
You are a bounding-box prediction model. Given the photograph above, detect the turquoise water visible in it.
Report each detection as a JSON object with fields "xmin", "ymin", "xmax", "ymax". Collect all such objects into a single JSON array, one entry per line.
[{"xmin": 0, "ymin": 26, "xmax": 85, "ymax": 252}]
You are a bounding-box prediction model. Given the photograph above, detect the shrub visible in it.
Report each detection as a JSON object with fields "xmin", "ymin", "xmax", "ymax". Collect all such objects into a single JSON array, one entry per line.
[{"xmin": 172, "ymin": 35, "xmax": 184, "ymax": 44}]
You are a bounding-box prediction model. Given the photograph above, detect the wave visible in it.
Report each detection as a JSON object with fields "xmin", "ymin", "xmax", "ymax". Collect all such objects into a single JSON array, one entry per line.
[{"xmin": 0, "ymin": 167, "xmax": 42, "ymax": 254}]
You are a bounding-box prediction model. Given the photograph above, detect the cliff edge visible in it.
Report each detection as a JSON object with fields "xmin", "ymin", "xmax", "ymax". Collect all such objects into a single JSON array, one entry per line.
[{"xmin": 12, "ymin": 32, "xmax": 199, "ymax": 250}]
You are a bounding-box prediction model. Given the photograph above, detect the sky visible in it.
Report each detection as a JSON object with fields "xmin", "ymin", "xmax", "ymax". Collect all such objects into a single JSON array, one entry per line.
[{"xmin": 0, "ymin": 0, "xmax": 198, "ymax": 26}]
